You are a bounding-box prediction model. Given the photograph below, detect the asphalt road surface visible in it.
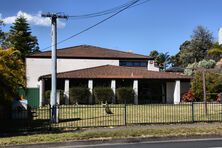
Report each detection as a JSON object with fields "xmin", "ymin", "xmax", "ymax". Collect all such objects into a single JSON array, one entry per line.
[
  {"xmin": 57, "ymin": 138, "xmax": 222, "ymax": 148},
  {"xmin": 8, "ymin": 137, "xmax": 222, "ymax": 148}
]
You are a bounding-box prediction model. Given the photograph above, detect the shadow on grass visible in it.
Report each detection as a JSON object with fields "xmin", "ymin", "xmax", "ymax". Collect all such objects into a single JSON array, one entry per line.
[
  {"xmin": 59, "ymin": 118, "xmax": 81, "ymax": 122},
  {"xmin": 1, "ymin": 114, "xmax": 121, "ymax": 137},
  {"xmin": 0, "ymin": 119, "xmax": 51, "ymax": 137},
  {"xmin": 81, "ymin": 113, "xmax": 120, "ymax": 120}
]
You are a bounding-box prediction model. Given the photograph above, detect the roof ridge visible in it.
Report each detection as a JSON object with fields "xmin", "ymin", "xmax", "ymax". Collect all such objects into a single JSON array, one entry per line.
[
  {"xmin": 81, "ymin": 45, "xmax": 151, "ymax": 58},
  {"xmin": 39, "ymin": 65, "xmax": 192, "ymax": 80},
  {"xmin": 30, "ymin": 45, "xmax": 152, "ymax": 59}
]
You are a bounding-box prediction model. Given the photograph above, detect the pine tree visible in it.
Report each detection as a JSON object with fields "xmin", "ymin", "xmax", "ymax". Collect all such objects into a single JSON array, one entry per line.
[{"xmin": 6, "ymin": 16, "xmax": 39, "ymax": 60}]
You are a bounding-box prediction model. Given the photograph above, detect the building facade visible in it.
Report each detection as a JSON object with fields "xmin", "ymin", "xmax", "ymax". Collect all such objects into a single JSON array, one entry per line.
[{"xmin": 26, "ymin": 45, "xmax": 191, "ymax": 106}]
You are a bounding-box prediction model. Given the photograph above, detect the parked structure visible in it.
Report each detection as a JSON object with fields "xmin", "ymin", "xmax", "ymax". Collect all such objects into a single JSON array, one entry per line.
[{"xmin": 26, "ymin": 45, "xmax": 191, "ymax": 106}]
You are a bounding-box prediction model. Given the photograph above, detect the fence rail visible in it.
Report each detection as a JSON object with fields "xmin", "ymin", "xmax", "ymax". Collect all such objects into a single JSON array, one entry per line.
[{"xmin": 1, "ymin": 102, "xmax": 222, "ymax": 133}]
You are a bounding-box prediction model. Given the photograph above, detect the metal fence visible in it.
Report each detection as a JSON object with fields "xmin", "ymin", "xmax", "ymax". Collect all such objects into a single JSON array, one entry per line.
[{"xmin": 1, "ymin": 102, "xmax": 222, "ymax": 133}]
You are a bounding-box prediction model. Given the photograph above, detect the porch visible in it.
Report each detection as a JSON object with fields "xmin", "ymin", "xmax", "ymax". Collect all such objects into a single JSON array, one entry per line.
[
  {"xmin": 38, "ymin": 65, "xmax": 191, "ymax": 106},
  {"xmin": 39, "ymin": 78, "xmax": 190, "ymax": 105}
]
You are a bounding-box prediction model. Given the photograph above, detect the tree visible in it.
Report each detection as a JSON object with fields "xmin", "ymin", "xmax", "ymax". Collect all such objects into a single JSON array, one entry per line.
[
  {"xmin": 0, "ymin": 20, "xmax": 6, "ymax": 46},
  {"xmin": 3, "ymin": 16, "xmax": 39, "ymax": 60},
  {"xmin": 149, "ymin": 50, "xmax": 170, "ymax": 71},
  {"xmin": 190, "ymin": 26, "xmax": 213, "ymax": 61},
  {"xmin": 184, "ymin": 59, "xmax": 216, "ymax": 76},
  {"xmin": 170, "ymin": 41, "xmax": 193, "ymax": 67},
  {"xmin": 0, "ymin": 47, "xmax": 25, "ymax": 107},
  {"xmin": 156, "ymin": 52, "xmax": 170, "ymax": 71},
  {"xmin": 170, "ymin": 53, "xmax": 181, "ymax": 67},
  {"xmin": 208, "ymin": 42, "xmax": 222, "ymax": 62},
  {"xmin": 170, "ymin": 26, "xmax": 213, "ymax": 68},
  {"xmin": 149, "ymin": 50, "xmax": 159, "ymax": 59}
]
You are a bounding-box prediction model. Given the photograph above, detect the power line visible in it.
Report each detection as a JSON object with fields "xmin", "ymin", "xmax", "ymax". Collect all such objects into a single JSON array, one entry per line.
[
  {"xmin": 68, "ymin": 0, "xmax": 150, "ymax": 20},
  {"xmin": 68, "ymin": 0, "xmax": 135, "ymax": 19},
  {"xmin": 41, "ymin": 0, "xmax": 149, "ymax": 51}
]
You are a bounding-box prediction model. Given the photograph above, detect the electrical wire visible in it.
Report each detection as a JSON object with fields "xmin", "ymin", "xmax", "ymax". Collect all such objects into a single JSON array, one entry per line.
[
  {"xmin": 68, "ymin": 0, "xmax": 135, "ymax": 19},
  {"xmin": 41, "ymin": 0, "xmax": 149, "ymax": 51},
  {"xmin": 68, "ymin": 0, "xmax": 150, "ymax": 20}
]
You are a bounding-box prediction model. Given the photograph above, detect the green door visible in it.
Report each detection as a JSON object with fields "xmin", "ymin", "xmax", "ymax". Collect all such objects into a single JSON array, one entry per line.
[{"xmin": 18, "ymin": 88, "xmax": 39, "ymax": 108}]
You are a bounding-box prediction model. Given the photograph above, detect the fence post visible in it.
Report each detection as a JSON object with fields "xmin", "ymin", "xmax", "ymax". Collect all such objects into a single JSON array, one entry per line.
[
  {"xmin": 191, "ymin": 101, "xmax": 194, "ymax": 122},
  {"xmin": 124, "ymin": 99, "xmax": 127, "ymax": 126},
  {"xmin": 220, "ymin": 93, "xmax": 222, "ymax": 122},
  {"xmin": 49, "ymin": 104, "xmax": 52, "ymax": 130}
]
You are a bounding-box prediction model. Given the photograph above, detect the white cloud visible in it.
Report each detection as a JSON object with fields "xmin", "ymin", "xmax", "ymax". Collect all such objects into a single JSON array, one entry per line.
[{"xmin": 1, "ymin": 11, "xmax": 66, "ymax": 28}]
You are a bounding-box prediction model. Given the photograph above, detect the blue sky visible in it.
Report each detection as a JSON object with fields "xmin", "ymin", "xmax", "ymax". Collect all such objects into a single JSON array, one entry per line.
[{"xmin": 1, "ymin": 0, "xmax": 222, "ymax": 56}]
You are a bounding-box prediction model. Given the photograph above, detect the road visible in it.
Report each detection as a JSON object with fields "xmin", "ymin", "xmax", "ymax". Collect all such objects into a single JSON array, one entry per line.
[
  {"xmin": 8, "ymin": 137, "xmax": 222, "ymax": 148},
  {"xmin": 74, "ymin": 138, "xmax": 222, "ymax": 148},
  {"xmin": 58, "ymin": 138, "xmax": 222, "ymax": 148}
]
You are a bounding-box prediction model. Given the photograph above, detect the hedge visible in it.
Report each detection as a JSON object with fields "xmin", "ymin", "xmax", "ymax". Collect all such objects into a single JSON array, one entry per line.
[
  {"xmin": 116, "ymin": 87, "xmax": 134, "ymax": 103},
  {"xmin": 93, "ymin": 87, "xmax": 114, "ymax": 103},
  {"xmin": 44, "ymin": 90, "xmax": 65, "ymax": 105},
  {"xmin": 69, "ymin": 87, "xmax": 90, "ymax": 104}
]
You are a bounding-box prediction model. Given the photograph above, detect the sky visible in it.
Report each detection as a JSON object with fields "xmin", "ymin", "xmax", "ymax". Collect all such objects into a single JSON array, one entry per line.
[{"xmin": 1, "ymin": 0, "xmax": 222, "ymax": 56}]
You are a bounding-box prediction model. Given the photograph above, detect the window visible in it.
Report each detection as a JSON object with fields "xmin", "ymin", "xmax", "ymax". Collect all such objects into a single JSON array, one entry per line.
[{"xmin": 120, "ymin": 61, "xmax": 148, "ymax": 67}]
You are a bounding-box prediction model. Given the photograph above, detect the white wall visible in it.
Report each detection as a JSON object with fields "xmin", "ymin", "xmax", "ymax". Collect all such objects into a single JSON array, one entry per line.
[
  {"xmin": 26, "ymin": 58, "xmax": 119, "ymax": 87},
  {"xmin": 147, "ymin": 60, "xmax": 159, "ymax": 71},
  {"xmin": 26, "ymin": 58, "xmax": 51, "ymax": 88}
]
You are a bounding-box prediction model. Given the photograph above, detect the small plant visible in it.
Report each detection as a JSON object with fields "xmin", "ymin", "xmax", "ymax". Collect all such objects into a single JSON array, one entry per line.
[
  {"xmin": 44, "ymin": 90, "xmax": 51, "ymax": 105},
  {"xmin": 94, "ymin": 87, "xmax": 114, "ymax": 104},
  {"xmin": 69, "ymin": 87, "xmax": 90, "ymax": 104},
  {"xmin": 116, "ymin": 87, "xmax": 134, "ymax": 104},
  {"xmin": 44, "ymin": 90, "xmax": 65, "ymax": 105},
  {"xmin": 182, "ymin": 90, "xmax": 194, "ymax": 102}
]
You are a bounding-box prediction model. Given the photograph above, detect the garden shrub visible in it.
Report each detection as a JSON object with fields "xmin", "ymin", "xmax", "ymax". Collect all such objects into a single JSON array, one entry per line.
[
  {"xmin": 116, "ymin": 87, "xmax": 134, "ymax": 103},
  {"xmin": 69, "ymin": 87, "xmax": 90, "ymax": 104},
  {"xmin": 191, "ymin": 71, "xmax": 222, "ymax": 102},
  {"xmin": 93, "ymin": 87, "xmax": 114, "ymax": 103},
  {"xmin": 182, "ymin": 90, "xmax": 194, "ymax": 102},
  {"xmin": 44, "ymin": 90, "xmax": 65, "ymax": 105},
  {"xmin": 184, "ymin": 59, "xmax": 216, "ymax": 76},
  {"xmin": 44, "ymin": 90, "xmax": 50, "ymax": 105}
]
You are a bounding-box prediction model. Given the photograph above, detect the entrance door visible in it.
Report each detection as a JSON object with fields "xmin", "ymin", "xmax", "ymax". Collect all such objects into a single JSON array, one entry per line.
[{"xmin": 139, "ymin": 80, "xmax": 165, "ymax": 104}]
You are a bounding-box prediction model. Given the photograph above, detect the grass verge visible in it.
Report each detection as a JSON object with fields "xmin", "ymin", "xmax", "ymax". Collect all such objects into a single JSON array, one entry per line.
[{"xmin": 1, "ymin": 124, "xmax": 222, "ymax": 146}]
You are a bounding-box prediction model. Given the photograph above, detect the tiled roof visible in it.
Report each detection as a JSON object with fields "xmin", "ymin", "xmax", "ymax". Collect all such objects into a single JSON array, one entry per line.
[
  {"xmin": 28, "ymin": 45, "xmax": 152, "ymax": 60},
  {"xmin": 40, "ymin": 65, "xmax": 192, "ymax": 80}
]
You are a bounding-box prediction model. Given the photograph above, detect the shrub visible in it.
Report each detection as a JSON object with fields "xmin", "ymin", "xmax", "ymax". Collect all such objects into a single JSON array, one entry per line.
[
  {"xmin": 93, "ymin": 87, "xmax": 114, "ymax": 103},
  {"xmin": 182, "ymin": 90, "xmax": 194, "ymax": 102},
  {"xmin": 44, "ymin": 90, "xmax": 51, "ymax": 105},
  {"xmin": 191, "ymin": 71, "xmax": 222, "ymax": 102},
  {"xmin": 184, "ymin": 59, "xmax": 216, "ymax": 76},
  {"xmin": 44, "ymin": 90, "xmax": 65, "ymax": 105},
  {"xmin": 69, "ymin": 87, "xmax": 90, "ymax": 104},
  {"xmin": 116, "ymin": 87, "xmax": 134, "ymax": 103}
]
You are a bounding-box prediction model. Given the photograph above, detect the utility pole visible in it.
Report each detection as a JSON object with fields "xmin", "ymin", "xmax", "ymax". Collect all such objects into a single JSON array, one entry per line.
[{"xmin": 41, "ymin": 13, "xmax": 68, "ymax": 123}]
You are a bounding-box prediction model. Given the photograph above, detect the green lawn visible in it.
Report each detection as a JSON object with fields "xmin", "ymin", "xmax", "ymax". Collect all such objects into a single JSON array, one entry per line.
[
  {"xmin": 34, "ymin": 103, "xmax": 222, "ymax": 128},
  {"xmin": 2, "ymin": 123, "xmax": 222, "ymax": 146}
]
